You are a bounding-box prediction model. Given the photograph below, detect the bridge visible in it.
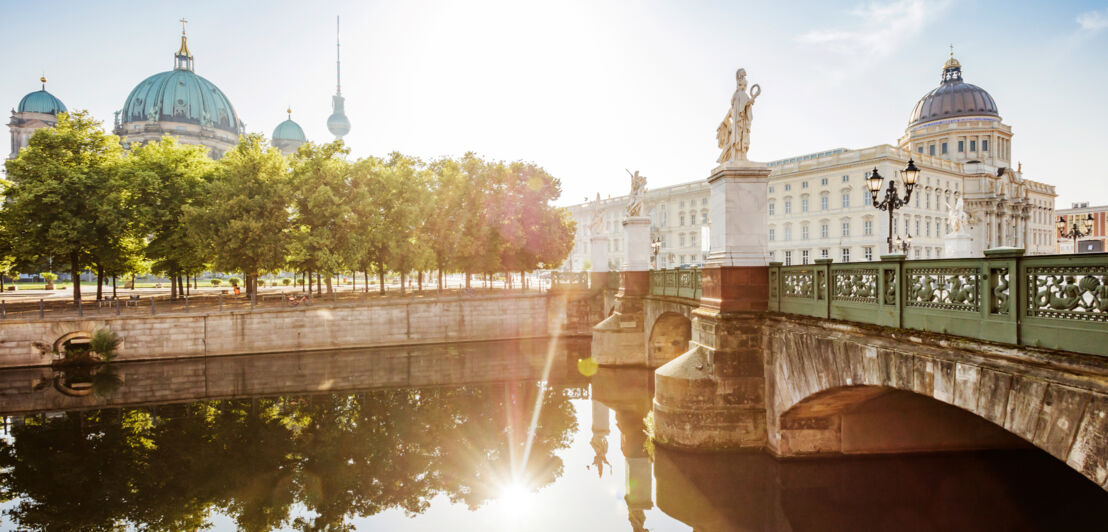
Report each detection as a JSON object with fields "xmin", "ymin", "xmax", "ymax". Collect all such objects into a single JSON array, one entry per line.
[{"xmin": 585, "ymin": 162, "xmax": 1108, "ymax": 490}]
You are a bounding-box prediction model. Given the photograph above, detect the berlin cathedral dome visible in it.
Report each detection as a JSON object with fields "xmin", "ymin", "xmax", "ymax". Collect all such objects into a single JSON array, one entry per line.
[
  {"xmin": 908, "ymin": 55, "xmax": 999, "ymax": 128},
  {"xmin": 114, "ymin": 26, "xmax": 243, "ymax": 158}
]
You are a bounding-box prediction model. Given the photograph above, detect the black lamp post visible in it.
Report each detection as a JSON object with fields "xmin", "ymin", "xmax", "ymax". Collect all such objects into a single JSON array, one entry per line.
[
  {"xmin": 650, "ymin": 237, "xmax": 662, "ymax": 269},
  {"xmin": 1057, "ymin": 214, "xmax": 1094, "ymax": 252},
  {"xmin": 867, "ymin": 159, "xmax": 921, "ymax": 253}
]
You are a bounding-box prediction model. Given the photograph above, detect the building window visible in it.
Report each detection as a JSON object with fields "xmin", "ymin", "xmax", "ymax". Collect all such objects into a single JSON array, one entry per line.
[
  {"xmin": 690, "ymin": 232, "xmax": 697, "ymax": 246},
  {"xmin": 841, "ymin": 193, "xmax": 849, "ymax": 208},
  {"xmin": 769, "ymin": 202, "xmax": 775, "ymax": 216},
  {"xmin": 929, "ymin": 144, "xmax": 935, "ymax": 156},
  {"xmin": 701, "ymin": 211, "xmax": 708, "ymax": 224},
  {"xmin": 784, "ymin": 251, "xmax": 792, "ymax": 265},
  {"xmin": 958, "ymin": 140, "xmax": 964, "ymax": 152},
  {"xmin": 802, "ymin": 250, "xmax": 809, "ymax": 265},
  {"xmin": 864, "ymin": 219, "xmax": 873, "ymax": 236},
  {"xmin": 784, "ymin": 227, "xmax": 792, "ymax": 241},
  {"xmin": 841, "ymin": 248, "xmax": 850, "ymax": 262},
  {"xmin": 820, "ymin": 224, "xmax": 829, "ymax": 239},
  {"xmin": 841, "ymin": 221, "xmax": 850, "ymax": 237},
  {"xmin": 802, "ymin": 226, "xmax": 809, "ymax": 240},
  {"xmin": 918, "ymin": 146, "xmax": 924, "ymax": 154},
  {"xmin": 821, "ymin": 248, "xmax": 829, "ymax": 258},
  {"xmin": 785, "ymin": 184, "xmax": 791, "ymax": 191},
  {"xmin": 785, "ymin": 200, "xmax": 792, "ymax": 214},
  {"xmin": 942, "ymin": 142, "xmax": 948, "ymax": 154},
  {"xmin": 701, "ymin": 198, "xmax": 707, "ymax": 206},
  {"xmin": 801, "ymin": 198, "xmax": 809, "ymax": 213},
  {"xmin": 864, "ymin": 247, "xmax": 873, "ymax": 261},
  {"xmin": 769, "ymin": 251, "xmax": 775, "ymax": 261},
  {"xmin": 614, "ymin": 239, "xmax": 620, "ymax": 252},
  {"xmin": 679, "ymin": 214, "xmax": 685, "ymax": 226},
  {"xmin": 982, "ymin": 139, "xmax": 989, "ymax": 152},
  {"xmin": 925, "ymin": 194, "xmax": 930, "ymax": 209},
  {"xmin": 970, "ymin": 140, "xmax": 976, "ymax": 151},
  {"xmin": 821, "ymin": 177, "xmax": 828, "ymax": 185},
  {"xmin": 926, "ymin": 248, "xmax": 932, "ymax": 259},
  {"xmin": 802, "ymin": 181, "xmax": 809, "ymax": 189},
  {"xmin": 861, "ymin": 189, "xmax": 869, "ymax": 205},
  {"xmin": 926, "ymin": 220, "xmax": 931, "ymax": 237},
  {"xmin": 820, "ymin": 196, "xmax": 829, "ymax": 210},
  {"xmin": 679, "ymin": 233, "xmax": 686, "ymax": 247},
  {"xmin": 769, "ymin": 186, "xmax": 775, "ymax": 193},
  {"xmin": 916, "ymin": 219, "xmax": 921, "ymax": 235},
  {"xmin": 842, "ymin": 175, "xmax": 850, "ymax": 183},
  {"xmin": 769, "ymin": 228, "xmax": 775, "ymax": 241}
]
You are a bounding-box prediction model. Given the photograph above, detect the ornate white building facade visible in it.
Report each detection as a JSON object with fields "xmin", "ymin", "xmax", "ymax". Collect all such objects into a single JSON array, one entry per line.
[{"xmin": 565, "ymin": 55, "xmax": 1056, "ymax": 270}]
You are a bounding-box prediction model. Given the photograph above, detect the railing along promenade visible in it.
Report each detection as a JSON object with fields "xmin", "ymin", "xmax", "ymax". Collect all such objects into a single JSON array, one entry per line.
[
  {"xmin": 768, "ymin": 250, "xmax": 1108, "ymax": 357},
  {"xmin": 0, "ymin": 285, "xmax": 552, "ymax": 322},
  {"xmin": 549, "ymin": 271, "xmax": 620, "ymax": 290}
]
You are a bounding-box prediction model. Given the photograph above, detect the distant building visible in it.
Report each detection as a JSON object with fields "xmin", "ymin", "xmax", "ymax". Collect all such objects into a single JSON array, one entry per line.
[
  {"xmin": 7, "ymin": 77, "xmax": 67, "ymax": 159},
  {"xmin": 272, "ymin": 109, "xmax": 307, "ymax": 154},
  {"xmin": 1056, "ymin": 202, "xmax": 1108, "ymax": 254},
  {"xmin": 565, "ymin": 53, "xmax": 1056, "ymax": 269}
]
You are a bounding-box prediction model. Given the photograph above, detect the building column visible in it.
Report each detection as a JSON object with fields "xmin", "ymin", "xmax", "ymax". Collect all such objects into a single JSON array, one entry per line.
[
  {"xmin": 654, "ymin": 162, "xmax": 771, "ymax": 450},
  {"xmin": 590, "ymin": 215, "xmax": 653, "ymax": 366}
]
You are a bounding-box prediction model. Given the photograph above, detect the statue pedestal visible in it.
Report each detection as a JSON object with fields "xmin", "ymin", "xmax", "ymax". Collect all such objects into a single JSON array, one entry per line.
[
  {"xmin": 622, "ymin": 217, "xmax": 652, "ymax": 272},
  {"xmin": 944, "ymin": 231, "xmax": 974, "ymax": 259},
  {"xmin": 591, "ymin": 216, "xmax": 652, "ymax": 367},
  {"xmin": 589, "ymin": 235, "xmax": 609, "ymax": 289}
]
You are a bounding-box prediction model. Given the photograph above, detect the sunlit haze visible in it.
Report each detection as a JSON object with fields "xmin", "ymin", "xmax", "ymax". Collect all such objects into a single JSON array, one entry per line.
[{"xmin": 2, "ymin": 0, "xmax": 1106, "ymax": 207}]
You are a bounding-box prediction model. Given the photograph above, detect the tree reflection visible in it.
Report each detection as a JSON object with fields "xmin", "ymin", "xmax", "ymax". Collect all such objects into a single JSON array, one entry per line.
[{"xmin": 0, "ymin": 381, "xmax": 579, "ymax": 531}]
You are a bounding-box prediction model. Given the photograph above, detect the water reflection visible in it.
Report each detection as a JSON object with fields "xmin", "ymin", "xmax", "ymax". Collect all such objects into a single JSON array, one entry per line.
[{"xmin": 0, "ymin": 339, "xmax": 1104, "ymax": 531}]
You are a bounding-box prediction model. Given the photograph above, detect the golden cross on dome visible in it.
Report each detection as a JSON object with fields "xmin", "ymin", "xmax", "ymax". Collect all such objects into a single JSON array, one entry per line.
[
  {"xmin": 180, "ymin": 18, "xmax": 188, "ymax": 35},
  {"xmin": 949, "ymin": 43, "xmax": 954, "ymax": 58}
]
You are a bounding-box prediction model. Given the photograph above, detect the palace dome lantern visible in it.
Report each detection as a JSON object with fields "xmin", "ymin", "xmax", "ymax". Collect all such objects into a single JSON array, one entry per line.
[
  {"xmin": 908, "ymin": 55, "xmax": 1000, "ymax": 128},
  {"xmin": 272, "ymin": 108, "xmax": 307, "ymax": 154},
  {"xmin": 114, "ymin": 21, "xmax": 243, "ymax": 158},
  {"xmin": 8, "ymin": 77, "xmax": 68, "ymax": 159}
]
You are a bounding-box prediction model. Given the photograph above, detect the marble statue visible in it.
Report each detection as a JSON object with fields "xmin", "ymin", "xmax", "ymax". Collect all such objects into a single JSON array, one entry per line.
[
  {"xmin": 946, "ymin": 197, "xmax": 969, "ymax": 233},
  {"xmin": 716, "ymin": 68, "xmax": 761, "ymax": 164},
  {"xmin": 589, "ymin": 192, "xmax": 603, "ymax": 234},
  {"xmin": 626, "ymin": 170, "xmax": 646, "ymax": 217}
]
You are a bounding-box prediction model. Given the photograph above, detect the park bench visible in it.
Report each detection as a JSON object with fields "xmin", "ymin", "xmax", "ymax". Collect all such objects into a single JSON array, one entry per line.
[{"xmin": 125, "ymin": 295, "xmax": 141, "ymax": 307}]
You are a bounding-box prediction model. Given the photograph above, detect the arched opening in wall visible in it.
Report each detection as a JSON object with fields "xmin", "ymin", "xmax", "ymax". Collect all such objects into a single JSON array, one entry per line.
[
  {"xmin": 779, "ymin": 386, "xmax": 1031, "ymax": 457},
  {"xmin": 648, "ymin": 312, "xmax": 691, "ymax": 366},
  {"xmin": 52, "ymin": 331, "xmax": 92, "ymax": 360}
]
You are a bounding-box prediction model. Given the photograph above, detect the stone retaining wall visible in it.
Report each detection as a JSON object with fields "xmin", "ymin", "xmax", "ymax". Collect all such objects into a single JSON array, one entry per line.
[{"xmin": 0, "ymin": 294, "xmax": 562, "ymax": 368}]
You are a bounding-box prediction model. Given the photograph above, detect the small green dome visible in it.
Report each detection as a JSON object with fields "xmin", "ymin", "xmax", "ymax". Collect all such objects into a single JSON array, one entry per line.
[
  {"xmin": 273, "ymin": 118, "xmax": 306, "ymax": 142},
  {"xmin": 18, "ymin": 88, "xmax": 67, "ymax": 114},
  {"xmin": 119, "ymin": 69, "xmax": 241, "ymax": 134}
]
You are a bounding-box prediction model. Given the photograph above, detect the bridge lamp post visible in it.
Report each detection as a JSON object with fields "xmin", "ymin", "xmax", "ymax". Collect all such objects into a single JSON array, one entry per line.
[
  {"xmin": 894, "ymin": 233, "xmax": 912, "ymax": 254},
  {"xmin": 650, "ymin": 237, "xmax": 662, "ymax": 269},
  {"xmin": 866, "ymin": 159, "xmax": 921, "ymax": 253},
  {"xmin": 1057, "ymin": 214, "xmax": 1094, "ymax": 252}
]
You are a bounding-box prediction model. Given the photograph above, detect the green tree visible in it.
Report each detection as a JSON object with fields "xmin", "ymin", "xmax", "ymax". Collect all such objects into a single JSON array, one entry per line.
[
  {"xmin": 0, "ymin": 111, "xmax": 127, "ymax": 304},
  {"xmin": 288, "ymin": 141, "xmax": 351, "ymax": 295},
  {"xmin": 186, "ymin": 134, "xmax": 291, "ymax": 299},
  {"xmin": 122, "ymin": 136, "xmax": 215, "ymax": 299}
]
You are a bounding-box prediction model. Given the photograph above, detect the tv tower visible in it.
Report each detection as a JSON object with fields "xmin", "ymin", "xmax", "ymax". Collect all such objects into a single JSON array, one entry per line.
[{"xmin": 326, "ymin": 15, "xmax": 351, "ymax": 140}]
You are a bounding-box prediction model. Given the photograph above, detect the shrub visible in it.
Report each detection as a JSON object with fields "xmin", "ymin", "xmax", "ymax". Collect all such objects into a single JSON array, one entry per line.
[
  {"xmin": 228, "ymin": 277, "xmax": 241, "ymax": 287},
  {"xmin": 210, "ymin": 278, "xmax": 222, "ymax": 287},
  {"xmin": 41, "ymin": 272, "xmax": 58, "ymax": 282},
  {"xmin": 282, "ymin": 278, "xmax": 293, "ymax": 286},
  {"xmin": 297, "ymin": 278, "xmax": 305, "ymax": 286},
  {"xmin": 257, "ymin": 279, "xmax": 266, "ymax": 287},
  {"xmin": 89, "ymin": 329, "xmax": 121, "ymax": 362}
]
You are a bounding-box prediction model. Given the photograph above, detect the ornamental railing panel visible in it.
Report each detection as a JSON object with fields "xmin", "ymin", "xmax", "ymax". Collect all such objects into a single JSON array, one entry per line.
[
  {"xmin": 647, "ymin": 269, "xmax": 702, "ymax": 302},
  {"xmin": 769, "ymin": 252, "xmax": 1108, "ymax": 358},
  {"xmin": 551, "ymin": 271, "xmax": 588, "ymax": 290}
]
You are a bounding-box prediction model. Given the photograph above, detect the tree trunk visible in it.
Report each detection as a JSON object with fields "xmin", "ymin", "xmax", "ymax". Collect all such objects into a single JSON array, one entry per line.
[
  {"xmin": 186, "ymin": 275, "xmax": 191, "ymax": 297},
  {"xmin": 378, "ymin": 266, "xmax": 386, "ymax": 295},
  {"xmin": 521, "ymin": 270, "xmax": 527, "ymax": 292},
  {"xmin": 364, "ymin": 271, "xmax": 370, "ymax": 293},
  {"xmin": 418, "ymin": 271, "xmax": 423, "ymax": 292},
  {"xmin": 170, "ymin": 275, "xmax": 178, "ymax": 300},
  {"xmin": 112, "ymin": 276, "xmax": 117, "ymax": 299},
  {"xmin": 70, "ymin": 253, "xmax": 81, "ymax": 305},
  {"xmin": 325, "ymin": 274, "xmax": 333, "ymax": 294},
  {"xmin": 466, "ymin": 272, "xmax": 471, "ymax": 289},
  {"xmin": 400, "ymin": 272, "xmax": 407, "ymax": 295},
  {"xmin": 96, "ymin": 264, "xmax": 104, "ymax": 300}
]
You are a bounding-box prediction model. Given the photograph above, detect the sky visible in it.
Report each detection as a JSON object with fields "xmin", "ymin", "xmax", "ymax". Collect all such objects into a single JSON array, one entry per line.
[{"xmin": 1, "ymin": 0, "xmax": 1106, "ymax": 207}]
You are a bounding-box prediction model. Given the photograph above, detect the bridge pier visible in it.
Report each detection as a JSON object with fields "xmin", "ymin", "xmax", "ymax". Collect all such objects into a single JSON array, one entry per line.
[
  {"xmin": 592, "ymin": 216, "xmax": 652, "ymax": 366},
  {"xmin": 653, "ymin": 162, "xmax": 773, "ymax": 450}
]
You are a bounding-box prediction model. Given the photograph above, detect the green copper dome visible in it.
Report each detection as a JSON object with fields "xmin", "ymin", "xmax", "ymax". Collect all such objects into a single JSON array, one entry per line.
[
  {"xmin": 119, "ymin": 69, "xmax": 241, "ymax": 134},
  {"xmin": 18, "ymin": 86, "xmax": 67, "ymax": 114},
  {"xmin": 273, "ymin": 117, "xmax": 306, "ymax": 142}
]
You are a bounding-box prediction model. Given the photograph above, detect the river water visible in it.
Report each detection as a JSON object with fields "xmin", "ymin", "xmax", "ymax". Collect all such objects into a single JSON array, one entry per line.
[{"xmin": 0, "ymin": 338, "xmax": 1103, "ymax": 531}]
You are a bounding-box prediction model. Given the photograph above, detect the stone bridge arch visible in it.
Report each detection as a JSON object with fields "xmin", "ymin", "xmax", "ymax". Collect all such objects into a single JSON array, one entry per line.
[
  {"xmin": 644, "ymin": 298, "xmax": 697, "ymax": 367},
  {"xmin": 765, "ymin": 316, "xmax": 1108, "ymax": 489}
]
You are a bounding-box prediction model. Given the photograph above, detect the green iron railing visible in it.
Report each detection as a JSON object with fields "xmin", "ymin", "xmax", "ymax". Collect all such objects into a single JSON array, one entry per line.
[
  {"xmin": 648, "ymin": 269, "xmax": 702, "ymax": 301},
  {"xmin": 768, "ymin": 249, "xmax": 1108, "ymax": 357},
  {"xmin": 551, "ymin": 271, "xmax": 589, "ymax": 290}
]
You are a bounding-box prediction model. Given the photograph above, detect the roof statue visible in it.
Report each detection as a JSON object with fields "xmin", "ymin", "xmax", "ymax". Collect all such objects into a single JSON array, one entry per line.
[
  {"xmin": 716, "ymin": 68, "xmax": 761, "ymax": 165},
  {"xmin": 589, "ymin": 192, "xmax": 604, "ymax": 234},
  {"xmin": 946, "ymin": 196, "xmax": 970, "ymax": 234},
  {"xmin": 626, "ymin": 170, "xmax": 646, "ymax": 217}
]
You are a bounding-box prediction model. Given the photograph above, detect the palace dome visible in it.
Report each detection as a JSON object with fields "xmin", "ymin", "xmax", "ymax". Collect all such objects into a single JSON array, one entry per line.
[
  {"xmin": 118, "ymin": 34, "xmax": 241, "ymax": 135},
  {"xmin": 908, "ymin": 56, "xmax": 999, "ymax": 128},
  {"xmin": 18, "ymin": 79, "xmax": 66, "ymax": 114}
]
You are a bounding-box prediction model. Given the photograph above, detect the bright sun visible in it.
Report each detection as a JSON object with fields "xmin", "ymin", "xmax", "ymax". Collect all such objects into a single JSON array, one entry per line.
[{"xmin": 497, "ymin": 482, "xmax": 536, "ymax": 517}]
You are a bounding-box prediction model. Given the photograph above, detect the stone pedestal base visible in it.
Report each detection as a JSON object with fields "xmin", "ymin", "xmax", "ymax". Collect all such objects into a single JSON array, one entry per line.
[
  {"xmin": 591, "ymin": 271, "xmax": 650, "ymax": 366},
  {"xmin": 944, "ymin": 231, "xmax": 974, "ymax": 258},
  {"xmin": 653, "ymin": 308, "xmax": 767, "ymax": 450}
]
